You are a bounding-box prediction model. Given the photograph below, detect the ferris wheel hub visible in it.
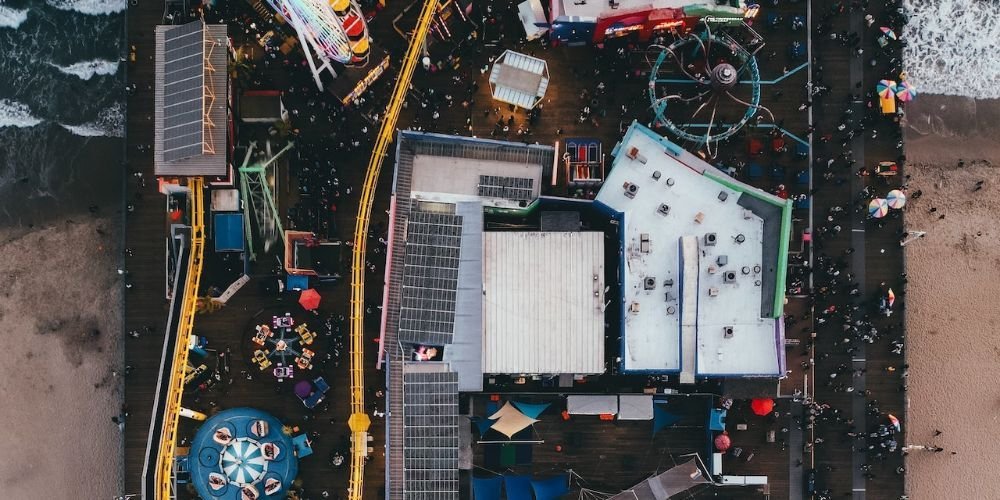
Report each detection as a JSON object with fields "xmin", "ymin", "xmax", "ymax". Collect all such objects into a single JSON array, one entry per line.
[{"xmin": 711, "ymin": 63, "xmax": 738, "ymax": 89}]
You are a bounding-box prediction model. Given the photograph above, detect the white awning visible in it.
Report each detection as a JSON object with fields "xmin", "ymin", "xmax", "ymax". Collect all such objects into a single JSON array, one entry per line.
[
  {"xmin": 566, "ymin": 395, "xmax": 618, "ymax": 415},
  {"xmin": 617, "ymin": 395, "xmax": 654, "ymax": 420}
]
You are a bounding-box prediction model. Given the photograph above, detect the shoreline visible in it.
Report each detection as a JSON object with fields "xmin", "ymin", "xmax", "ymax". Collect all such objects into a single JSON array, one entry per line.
[{"xmin": 902, "ymin": 94, "xmax": 1000, "ymax": 497}]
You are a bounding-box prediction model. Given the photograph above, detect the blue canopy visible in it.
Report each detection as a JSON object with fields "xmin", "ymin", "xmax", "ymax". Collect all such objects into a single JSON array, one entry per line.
[
  {"xmin": 471, "ymin": 416, "xmax": 493, "ymax": 436},
  {"xmin": 653, "ymin": 403, "xmax": 682, "ymax": 435},
  {"xmin": 504, "ymin": 475, "xmax": 533, "ymax": 500},
  {"xmin": 709, "ymin": 408, "xmax": 727, "ymax": 431},
  {"xmin": 472, "ymin": 476, "xmax": 503, "ymax": 500},
  {"xmin": 213, "ymin": 213, "xmax": 245, "ymax": 252},
  {"xmin": 512, "ymin": 401, "xmax": 550, "ymax": 419},
  {"xmin": 532, "ymin": 475, "xmax": 570, "ymax": 500}
]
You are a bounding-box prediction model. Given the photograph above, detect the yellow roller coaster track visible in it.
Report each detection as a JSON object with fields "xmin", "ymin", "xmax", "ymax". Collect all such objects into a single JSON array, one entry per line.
[
  {"xmin": 155, "ymin": 176, "xmax": 205, "ymax": 499},
  {"xmin": 347, "ymin": 1, "xmax": 439, "ymax": 498}
]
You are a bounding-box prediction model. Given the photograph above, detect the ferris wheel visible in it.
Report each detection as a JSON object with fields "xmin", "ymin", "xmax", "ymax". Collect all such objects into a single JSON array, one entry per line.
[
  {"xmin": 647, "ymin": 20, "xmax": 773, "ymax": 158},
  {"xmin": 267, "ymin": 0, "xmax": 371, "ymax": 90}
]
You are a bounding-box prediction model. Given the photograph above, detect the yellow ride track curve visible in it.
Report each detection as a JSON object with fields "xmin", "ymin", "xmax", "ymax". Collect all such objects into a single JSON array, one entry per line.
[
  {"xmin": 155, "ymin": 176, "xmax": 205, "ymax": 499},
  {"xmin": 347, "ymin": 1, "xmax": 439, "ymax": 498}
]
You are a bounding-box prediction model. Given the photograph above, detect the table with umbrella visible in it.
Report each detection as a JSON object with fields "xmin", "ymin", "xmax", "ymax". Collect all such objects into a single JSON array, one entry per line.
[
  {"xmin": 251, "ymin": 313, "xmax": 319, "ymax": 378},
  {"xmin": 714, "ymin": 432, "xmax": 732, "ymax": 452},
  {"xmin": 750, "ymin": 398, "xmax": 775, "ymax": 417},
  {"xmin": 886, "ymin": 189, "xmax": 906, "ymax": 209},
  {"xmin": 869, "ymin": 198, "xmax": 889, "ymax": 219}
]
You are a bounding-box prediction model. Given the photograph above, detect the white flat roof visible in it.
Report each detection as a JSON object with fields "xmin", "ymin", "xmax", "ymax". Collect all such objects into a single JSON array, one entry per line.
[
  {"xmin": 596, "ymin": 123, "xmax": 784, "ymax": 376},
  {"xmin": 410, "ymin": 154, "xmax": 542, "ymax": 210},
  {"xmin": 482, "ymin": 232, "xmax": 606, "ymax": 374}
]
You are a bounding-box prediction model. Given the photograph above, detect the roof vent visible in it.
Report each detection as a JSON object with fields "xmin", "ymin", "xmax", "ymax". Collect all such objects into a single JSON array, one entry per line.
[
  {"xmin": 626, "ymin": 146, "xmax": 648, "ymax": 164},
  {"xmin": 735, "ymin": 234, "xmax": 746, "ymax": 244},
  {"xmin": 707, "ymin": 265, "xmax": 717, "ymax": 274},
  {"xmin": 724, "ymin": 271, "xmax": 737, "ymax": 283},
  {"xmin": 708, "ymin": 287, "xmax": 720, "ymax": 297},
  {"xmin": 640, "ymin": 233, "xmax": 651, "ymax": 253},
  {"xmin": 623, "ymin": 182, "xmax": 639, "ymax": 198},
  {"xmin": 666, "ymin": 178, "xmax": 675, "ymax": 187},
  {"xmin": 664, "ymin": 278, "xmax": 674, "ymax": 287},
  {"xmin": 743, "ymin": 209, "xmax": 754, "ymax": 220},
  {"xmin": 644, "ymin": 277, "xmax": 657, "ymax": 290},
  {"xmin": 666, "ymin": 305, "xmax": 676, "ymax": 315},
  {"xmin": 704, "ymin": 233, "xmax": 717, "ymax": 246},
  {"xmin": 742, "ymin": 266, "xmax": 751, "ymax": 275},
  {"xmin": 657, "ymin": 203, "xmax": 671, "ymax": 215},
  {"xmin": 718, "ymin": 191, "xmax": 729, "ymax": 202},
  {"xmin": 652, "ymin": 170, "xmax": 661, "ymax": 180},
  {"xmin": 629, "ymin": 302, "xmax": 641, "ymax": 313},
  {"xmin": 723, "ymin": 326, "xmax": 734, "ymax": 338},
  {"xmin": 753, "ymin": 264, "xmax": 762, "ymax": 274}
]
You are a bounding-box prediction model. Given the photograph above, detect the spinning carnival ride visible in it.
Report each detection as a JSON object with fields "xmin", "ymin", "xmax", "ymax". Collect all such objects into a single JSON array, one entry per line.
[
  {"xmin": 648, "ymin": 21, "xmax": 774, "ymax": 157},
  {"xmin": 267, "ymin": 0, "xmax": 371, "ymax": 90}
]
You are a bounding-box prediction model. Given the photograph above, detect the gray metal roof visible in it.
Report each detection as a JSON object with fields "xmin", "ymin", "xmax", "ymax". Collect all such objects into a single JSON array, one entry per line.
[{"xmin": 154, "ymin": 21, "xmax": 228, "ymax": 177}]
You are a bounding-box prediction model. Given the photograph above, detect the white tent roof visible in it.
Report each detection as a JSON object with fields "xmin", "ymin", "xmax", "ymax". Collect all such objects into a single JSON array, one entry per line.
[
  {"xmin": 488, "ymin": 50, "xmax": 549, "ymax": 109},
  {"xmin": 617, "ymin": 395, "xmax": 654, "ymax": 420},
  {"xmin": 566, "ymin": 395, "xmax": 618, "ymax": 415}
]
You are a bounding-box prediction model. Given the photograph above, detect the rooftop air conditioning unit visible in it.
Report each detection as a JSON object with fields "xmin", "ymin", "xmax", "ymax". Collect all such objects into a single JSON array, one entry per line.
[
  {"xmin": 629, "ymin": 302, "xmax": 641, "ymax": 313},
  {"xmin": 624, "ymin": 182, "xmax": 639, "ymax": 198},
  {"xmin": 707, "ymin": 265, "xmax": 717, "ymax": 274},
  {"xmin": 716, "ymin": 255, "xmax": 728, "ymax": 267},
  {"xmin": 644, "ymin": 277, "xmax": 656, "ymax": 290},
  {"xmin": 708, "ymin": 287, "xmax": 720, "ymax": 297},
  {"xmin": 724, "ymin": 271, "xmax": 737, "ymax": 283},
  {"xmin": 657, "ymin": 203, "xmax": 671, "ymax": 215},
  {"xmin": 627, "ymin": 147, "xmax": 639, "ymax": 159},
  {"xmin": 723, "ymin": 326, "xmax": 734, "ymax": 338},
  {"xmin": 640, "ymin": 233, "xmax": 651, "ymax": 253},
  {"xmin": 743, "ymin": 209, "xmax": 754, "ymax": 220},
  {"xmin": 704, "ymin": 233, "xmax": 717, "ymax": 246}
]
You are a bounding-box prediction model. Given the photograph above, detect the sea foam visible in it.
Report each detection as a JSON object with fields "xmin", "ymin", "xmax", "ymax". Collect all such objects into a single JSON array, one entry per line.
[
  {"xmin": 0, "ymin": 99, "xmax": 43, "ymax": 128},
  {"xmin": 60, "ymin": 102, "xmax": 124, "ymax": 138},
  {"xmin": 0, "ymin": 6, "xmax": 29, "ymax": 29},
  {"xmin": 49, "ymin": 59, "xmax": 120, "ymax": 80},
  {"xmin": 45, "ymin": 0, "xmax": 126, "ymax": 16},
  {"xmin": 902, "ymin": 0, "xmax": 1000, "ymax": 99}
]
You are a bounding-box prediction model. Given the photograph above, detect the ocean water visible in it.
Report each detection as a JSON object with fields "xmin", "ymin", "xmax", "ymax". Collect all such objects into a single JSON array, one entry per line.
[
  {"xmin": 0, "ymin": 0, "xmax": 125, "ymax": 224},
  {"xmin": 902, "ymin": 0, "xmax": 1000, "ymax": 99}
]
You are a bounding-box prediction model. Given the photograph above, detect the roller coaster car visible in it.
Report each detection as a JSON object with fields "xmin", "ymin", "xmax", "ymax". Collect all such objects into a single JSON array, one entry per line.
[{"xmin": 875, "ymin": 161, "xmax": 898, "ymax": 177}]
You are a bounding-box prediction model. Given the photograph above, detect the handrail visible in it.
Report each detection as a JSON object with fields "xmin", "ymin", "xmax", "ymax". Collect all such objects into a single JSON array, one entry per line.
[
  {"xmin": 154, "ymin": 176, "xmax": 205, "ymax": 499},
  {"xmin": 347, "ymin": 1, "xmax": 438, "ymax": 498}
]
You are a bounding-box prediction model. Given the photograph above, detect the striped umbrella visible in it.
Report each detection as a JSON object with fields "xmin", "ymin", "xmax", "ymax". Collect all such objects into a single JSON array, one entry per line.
[
  {"xmin": 877, "ymin": 80, "xmax": 897, "ymax": 99},
  {"xmin": 895, "ymin": 81, "xmax": 917, "ymax": 102},
  {"xmin": 886, "ymin": 189, "xmax": 906, "ymax": 209},
  {"xmin": 869, "ymin": 198, "xmax": 889, "ymax": 218},
  {"xmin": 880, "ymin": 26, "xmax": 897, "ymax": 40},
  {"xmin": 221, "ymin": 439, "xmax": 268, "ymax": 485}
]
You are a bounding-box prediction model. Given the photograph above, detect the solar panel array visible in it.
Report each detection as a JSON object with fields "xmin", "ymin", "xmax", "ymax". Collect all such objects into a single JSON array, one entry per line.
[
  {"xmin": 477, "ymin": 175, "xmax": 534, "ymax": 202},
  {"xmin": 398, "ymin": 210, "xmax": 463, "ymax": 346},
  {"xmin": 162, "ymin": 21, "xmax": 206, "ymax": 162},
  {"xmin": 402, "ymin": 369, "xmax": 459, "ymax": 499}
]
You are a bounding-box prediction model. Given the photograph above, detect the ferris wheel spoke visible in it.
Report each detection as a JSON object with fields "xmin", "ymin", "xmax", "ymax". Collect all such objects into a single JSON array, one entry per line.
[
  {"xmin": 725, "ymin": 91, "xmax": 775, "ymax": 123},
  {"xmin": 665, "ymin": 46, "xmax": 707, "ymax": 84}
]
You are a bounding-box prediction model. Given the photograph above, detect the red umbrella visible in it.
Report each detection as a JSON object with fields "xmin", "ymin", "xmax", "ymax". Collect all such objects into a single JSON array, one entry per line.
[
  {"xmin": 714, "ymin": 432, "xmax": 732, "ymax": 452},
  {"xmin": 299, "ymin": 288, "xmax": 321, "ymax": 311},
  {"xmin": 750, "ymin": 398, "xmax": 774, "ymax": 416}
]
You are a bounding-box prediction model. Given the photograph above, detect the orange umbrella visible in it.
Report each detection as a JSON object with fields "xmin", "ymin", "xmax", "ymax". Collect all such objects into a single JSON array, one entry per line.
[
  {"xmin": 298, "ymin": 288, "xmax": 321, "ymax": 311},
  {"xmin": 750, "ymin": 398, "xmax": 774, "ymax": 416}
]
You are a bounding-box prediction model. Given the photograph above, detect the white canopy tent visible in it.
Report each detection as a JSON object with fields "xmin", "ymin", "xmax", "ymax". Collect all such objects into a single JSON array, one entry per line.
[
  {"xmin": 566, "ymin": 395, "xmax": 618, "ymax": 415},
  {"xmin": 617, "ymin": 395, "xmax": 654, "ymax": 421}
]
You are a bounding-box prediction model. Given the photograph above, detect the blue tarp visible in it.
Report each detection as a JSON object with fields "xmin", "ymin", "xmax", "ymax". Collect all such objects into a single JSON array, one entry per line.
[
  {"xmin": 531, "ymin": 475, "xmax": 569, "ymax": 500},
  {"xmin": 472, "ymin": 476, "xmax": 503, "ymax": 500},
  {"xmin": 653, "ymin": 403, "xmax": 682, "ymax": 435},
  {"xmin": 709, "ymin": 408, "xmax": 727, "ymax": 431},
  {"xmin": 504, "ymin": 475, "xmax": 533, "ymax": 500},
  {"xmin": 512, "ymin": 401, "xmax": 550, "ymax": 419},
  {"xmin": 213, "ymin": 212, "xmax": 245, "ymax": 252}
]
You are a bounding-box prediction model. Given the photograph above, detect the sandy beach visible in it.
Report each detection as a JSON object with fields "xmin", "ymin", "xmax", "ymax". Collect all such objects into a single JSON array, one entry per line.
[
  {"xmin": 0, "ymin": 218, "xmax": 122, "ymax": 498},
  {"xmin": 903, "ymin": 95, "xmax": 1000, "ymax": 497}
]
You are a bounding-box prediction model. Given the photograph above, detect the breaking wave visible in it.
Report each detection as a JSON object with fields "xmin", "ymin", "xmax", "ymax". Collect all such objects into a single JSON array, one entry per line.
[
  {"xmin": 59, "ymin": 102, "xmax": 124, "ymax": 137},
  {"xmin": 0, "ymin": 6, "xmax": 29, "ymax": 29},
  {"xmin": 45, "ymin": 0, "xmax": 126, "ymax": 16},
  {"xmin": 902, "ymin": 0, "xmax": 1000, "ymax": 99},
  {"xmin": 49, "ymin": 59, "xmax": 119, "ymax": 80},
  {"xmin": 0, "ymin": 99, "xmax": 43, "ymax": 128}
]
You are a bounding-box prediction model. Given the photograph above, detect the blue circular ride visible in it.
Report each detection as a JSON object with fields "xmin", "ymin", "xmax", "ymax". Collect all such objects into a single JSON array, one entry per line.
[
  {"xmin": 188, "ymin": 408, "xmax": 299, "ymax": 500},
  {"xmin": 648, "ymin": 21, "xmax": 772, "ymax": 156}
]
